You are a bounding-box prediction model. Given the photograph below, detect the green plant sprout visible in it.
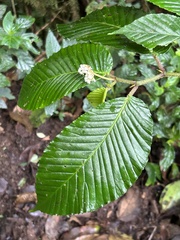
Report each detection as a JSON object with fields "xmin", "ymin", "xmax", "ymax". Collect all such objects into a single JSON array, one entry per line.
[{"xmin": 18, "ymin": 1, "xmax": 180, "ymax": 215}]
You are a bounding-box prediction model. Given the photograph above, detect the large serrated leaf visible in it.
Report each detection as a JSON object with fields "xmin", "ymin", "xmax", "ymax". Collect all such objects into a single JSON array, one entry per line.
[
  {"xmin": 112, "ymin": 14, "xmax": 180, "ymax": 49},
  {"xmin": 18, "ymin": 43, "xmax": 113, "ymax": 110},
  {"xmin": 34, "ymin": 96, "xmax": 153, "ymax": 215},
  {"xmin": 148, "ymin": 0, "xmax": 180, "ymax": 16},
  {"xmin": 57, "ymin": 6, "xmax": 148, "ymax": 53}
]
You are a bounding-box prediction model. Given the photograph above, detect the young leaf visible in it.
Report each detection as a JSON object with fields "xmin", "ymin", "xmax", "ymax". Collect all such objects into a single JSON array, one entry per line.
[
  {"xmin": 87, "ymin": 87, "xmax": 108, "ymax": 107},
  {"xmin": 148, "ymin": 0, "xmax": 180, "ymax": 16},
  {"xmin": 18, "ymin": 43, "xmax": 113, "ymax": 110},
  {"xmin": 111, "ymin": 14, "xmax": 180, "ymax": 50},
  {"xmin": 34, "ymin": 96, "xmax": 153, "ymax": 215},
  {"xmin": 57, "ymin": 6, "xmax": 148, "ymax": 53}
]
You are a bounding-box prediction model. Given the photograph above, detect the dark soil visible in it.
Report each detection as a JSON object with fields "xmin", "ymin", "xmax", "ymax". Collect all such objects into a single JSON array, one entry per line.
[{"xmin": 0, "ymin": 81, "xmax": 180, "ymax": 240}]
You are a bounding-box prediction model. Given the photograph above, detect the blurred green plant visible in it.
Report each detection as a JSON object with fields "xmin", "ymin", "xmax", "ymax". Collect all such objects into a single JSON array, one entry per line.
[
  {"xmin": 160, "ymin": 180, "xmax": 180, "ymax": 211},
  {"xmin": 138, "ymin": 50, "xmax": 180, "ymax": 176},
  {"xmin": 0, "ymin": 4, "xmax": 41, "ymax": 108},
  {"xmin": 86, "ymin": 0, "xmax": 140, "ymax": 14}
]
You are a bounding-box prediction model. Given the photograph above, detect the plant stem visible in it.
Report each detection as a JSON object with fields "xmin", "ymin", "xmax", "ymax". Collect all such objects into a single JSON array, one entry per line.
[
  {"xmin": 153, "ymin": 55, "xmax": 165, "ymax": 73},
  {"xmin": 94, "ymin": 72, "xmax": 180, "ymax": 86},
  {"xmin": 36, "ymin": 10, "xmax": 62, "ymax": 35},
  {"xmin": 94, "ymin": 73, "xmax": 135, "ymax": 84},
  {"xmin": 128, "ymin": 85, "xmax": 139, "ymax": 96},
  {"xmin": 11, "ymin": 0, "xmax": 17, "ymax": 18},
  {"xmin": 136, "ymin": 73, "xmax": 164, "ymax": 86},
  {"xmin": 166, "ymin": 72, "xmax": 180, "ymax": 77}
]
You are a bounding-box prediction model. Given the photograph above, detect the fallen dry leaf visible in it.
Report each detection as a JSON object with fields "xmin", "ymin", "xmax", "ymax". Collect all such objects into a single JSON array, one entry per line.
[
  {"xmin": 116, "ymin": 187, "xmax": 141, "ymax": 222},
  {"xmin": 15, "ymin": 192, "xmax": 37, "ymax": 205},
  {"xmin": 9, "ymin": 105, "xmax": 33, "ymax": 132},
  {"xmin": 69, "ymin": 215, "xmax": 83, "ymax": 225},
  {"xmin": 45, "ymin": 215, "xmax": 62, "ymax": 240}
]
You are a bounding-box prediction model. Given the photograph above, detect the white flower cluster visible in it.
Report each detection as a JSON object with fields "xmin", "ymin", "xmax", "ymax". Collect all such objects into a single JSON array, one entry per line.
[{"xmin": 78, "ymin": 64, "xmax": 96, "ymax": 84}]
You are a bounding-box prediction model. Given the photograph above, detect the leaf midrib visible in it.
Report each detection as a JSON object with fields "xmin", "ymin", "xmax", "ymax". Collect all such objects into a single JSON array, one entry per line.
[{"xmin": 50, "ymin": 96, "xmax": 131, "ymax": 198}]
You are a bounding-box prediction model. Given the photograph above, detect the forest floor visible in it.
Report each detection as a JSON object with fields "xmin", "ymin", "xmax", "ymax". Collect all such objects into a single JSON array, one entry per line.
[{"xmin": 0, "ymin": 81, "xmax": 180, "ymax": 240}]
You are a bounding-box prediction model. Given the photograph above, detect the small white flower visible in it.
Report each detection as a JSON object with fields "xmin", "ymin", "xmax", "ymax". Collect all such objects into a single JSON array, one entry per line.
[{"xmin": 78, "ymin": 64, "xmax": 96, "ymax": 84}]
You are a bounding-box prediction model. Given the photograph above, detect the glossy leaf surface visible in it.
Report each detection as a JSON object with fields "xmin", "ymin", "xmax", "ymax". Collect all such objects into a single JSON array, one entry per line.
[
  {"xmin": 34, "ymin": 96, "xmax": 153, "ymax": 215},
  {"xmin": 57, "ymin": 6, "xmax": 148, "ymax": 53},
  {"xmin": 18, "ymin": 43, "xmax": 113, "ymax": 110},
  {"xmin": 87, "ymin": 87, "xmax": 108, "ymax": 107},
  {"xmin": 148, "ymin": 0, "xmax": 180, "ymax": 16},
  {"xmin": 112, "ymin": 14, "xmax": 180, "ymax": 49}
]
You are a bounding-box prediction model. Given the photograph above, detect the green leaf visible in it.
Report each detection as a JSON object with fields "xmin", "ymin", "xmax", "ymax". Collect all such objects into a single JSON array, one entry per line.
[
  {"xmin": 160, "ymin": 180, "xmax": 180, "ymax": 211},
  {"xmin": 0, "ymin": 49, "xmax": 15, "ymax": 72},
  {"xmin": 21, "ymin": 33, "xmax": 40, "ymax": 54},
  {"xmin": 0, "ymin": 5, "xmax": 7, "ymax": 19},
  {"xmin": 14, "ymin": 50, "xmax": 35, "ymax": 72},
  {"xmin": 18, "ymin": 43, "xmax": 113, "ymax": 110},
  {"xmin": 0, "ymin": 73, "xmax": 10, "ymax": 88},
  {"xmin": 45, "ymin": 101, "xmax": 59, "ymax": 116},
  {"xmin": 112, "ymin": 14, "xmax": 180, "ymax": 49},
  {"xmin": 3, "ymin": 11, "xmax": 15, "ymax": 33},
  {"xmin": 15, "ymin": 15, "xmax": 35, "ymax": 29},
  {"xmin": 172, "ymin": 106, "xmax": 180, "ymax": 119},
  {"xmin": 45, "ymin": 29, "xmax": 61, "ymax": 58},
  {"xmin": 30, "ymin": 109, "xmax": 47, "ymax": 127},
  {"xmin": 160, "ymin": 143, "xmax": 175, "ymax": 171},
  {"xmin": 147, "ymin": 0, "xmax": 180, "ymax": 16},
  {"xmin": 154, "ymin": 82, "xmax": 164, "ymax": 96},
  {"xmin": 145, "ymin": 162, "xmax": 161, "ymax": 186},
  {"xmin": 0, "ymin": 87, "xmax": 15, "ymax": 99},
  {"xmin": 87, "ymin": 87, "xmax": 108, "ymax": 107},
  {"xmin": 164, "ymin": 77, "xmax": 179, "ymax": 88},
  {"xmin": 57, "ymin": 6, "xmax": 148, "ymax": 53},
  {"xmin": 170, "ymin": 163, "xmax": 180, "ymax": 179},
  {"xmin": 0, "ymin": 98, "xmax": 7, "ymax": 109},
  {"xmin": 34, "ymin": 96, "xmax": 153, "ymax": 215},
  {"xmin": 165, "ymin": 86, "xmax": 180, "ymax": 104},
  {"xmin": 1, "ymin": 34, "xmax": 21, "ymax": 49}
]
